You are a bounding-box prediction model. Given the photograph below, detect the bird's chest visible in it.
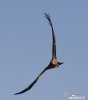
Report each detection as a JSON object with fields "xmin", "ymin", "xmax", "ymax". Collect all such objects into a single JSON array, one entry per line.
[{"xmin": 51, "ymin": 58, "xmax": 57, "ymax": 67}]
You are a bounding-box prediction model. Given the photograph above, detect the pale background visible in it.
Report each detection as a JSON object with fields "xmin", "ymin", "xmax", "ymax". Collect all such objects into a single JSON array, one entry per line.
[{"xmin": 0, "ymin": 0, "xmax": 88, "ymax": 100}]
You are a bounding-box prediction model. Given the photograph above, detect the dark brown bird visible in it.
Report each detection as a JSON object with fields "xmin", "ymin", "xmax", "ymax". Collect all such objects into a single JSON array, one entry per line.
[{"xmin": 14, "ymin": 13, "xmax": 63, "ymax": 95}]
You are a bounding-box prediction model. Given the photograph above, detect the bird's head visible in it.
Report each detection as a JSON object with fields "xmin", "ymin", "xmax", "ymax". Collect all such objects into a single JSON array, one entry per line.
[{"xmin": 58, "ymin": 62, "xmax": 63, "ymax": 65}]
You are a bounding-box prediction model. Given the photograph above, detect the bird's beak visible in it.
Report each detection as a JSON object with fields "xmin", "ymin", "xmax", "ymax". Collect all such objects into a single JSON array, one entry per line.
[{"xmin": 58, "ymin": 62, "xmax": 64, "ymax": 65}]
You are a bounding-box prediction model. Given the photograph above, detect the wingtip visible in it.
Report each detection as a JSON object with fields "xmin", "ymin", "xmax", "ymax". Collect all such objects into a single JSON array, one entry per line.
[
  {"xmin": 44, "ymin": 12, "xmax": 50, "ymax": 18},
  {"xmin": 14, "ymin": 93, "xmax": 17, "ymax": 95},
  {"xmin": 14, "ymin": 93, "xmax": 19, "ymax": 95},
  {"xmin": 14, "ymin": 91, "xmax": 24, "ymax": 95},
  {"xmin": 14, "ymin": 91, "xmax": 26, "ymax": 95}
]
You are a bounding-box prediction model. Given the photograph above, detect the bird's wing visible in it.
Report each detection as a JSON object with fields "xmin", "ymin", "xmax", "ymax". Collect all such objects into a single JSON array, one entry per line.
[
  {"xmin": 44, "ymin": 13, "xmax": 56, "ymax": 59},
  {"xmin": 14, "ymin": 64, "xmax": 51, "ymax": 95}
]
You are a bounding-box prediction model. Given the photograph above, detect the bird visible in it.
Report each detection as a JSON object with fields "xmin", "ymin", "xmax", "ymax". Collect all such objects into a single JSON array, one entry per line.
[{"xmin": 14, "ymin": 12, "xmax": 63, "ymax": 95}]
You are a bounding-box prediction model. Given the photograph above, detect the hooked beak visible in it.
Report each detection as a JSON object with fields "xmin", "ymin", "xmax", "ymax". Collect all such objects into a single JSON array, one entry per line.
[{"xmin": 58, "ymin": 62, "xmax": 64, "ymax": 65}]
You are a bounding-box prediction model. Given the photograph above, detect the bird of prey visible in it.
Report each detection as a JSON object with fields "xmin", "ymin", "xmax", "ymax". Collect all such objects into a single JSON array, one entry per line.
[{"xmin": 14, "ymin": 13, "xmax": 63, "ymax": 95}]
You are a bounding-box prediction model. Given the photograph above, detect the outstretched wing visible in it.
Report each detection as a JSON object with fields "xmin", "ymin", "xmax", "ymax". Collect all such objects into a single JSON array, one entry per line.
[
  {"xmin": 14, "ymin": 64, "xmax": 51, "ymax": 95},
  {"xmin": 44, "ymin": 13, "xmax": 56, "ymax": 59}
]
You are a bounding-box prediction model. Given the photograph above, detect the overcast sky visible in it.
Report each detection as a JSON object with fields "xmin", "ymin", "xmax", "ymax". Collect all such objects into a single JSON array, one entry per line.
[{"xmin": 0, "ymin": 0, "xmax": 88, "ymax": 100}]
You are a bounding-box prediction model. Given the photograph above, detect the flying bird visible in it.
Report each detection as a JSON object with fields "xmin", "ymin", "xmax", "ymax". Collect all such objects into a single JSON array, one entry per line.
[{"xmin": 14, "ymin": 13, "xmax": 63, "ymax": 95}]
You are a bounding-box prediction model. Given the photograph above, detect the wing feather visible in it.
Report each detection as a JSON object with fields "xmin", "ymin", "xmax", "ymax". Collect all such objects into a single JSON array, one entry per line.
[
  {"xmin": 44, "ymin": 13, "xmax": 56, "ymax": 58},
  {"xmin": 14, "ymin": 64, "xmax": 51, "ymax": 95}
]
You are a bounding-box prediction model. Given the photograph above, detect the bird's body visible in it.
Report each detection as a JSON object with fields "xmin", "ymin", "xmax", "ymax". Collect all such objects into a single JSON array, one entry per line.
[{"xmin": 14, "ymin": 13, "xmax": 63, "ymax": 95}]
